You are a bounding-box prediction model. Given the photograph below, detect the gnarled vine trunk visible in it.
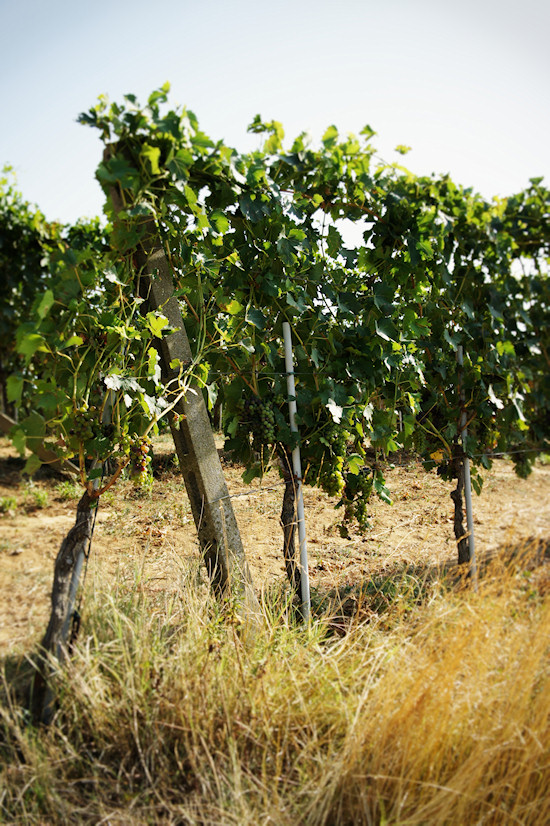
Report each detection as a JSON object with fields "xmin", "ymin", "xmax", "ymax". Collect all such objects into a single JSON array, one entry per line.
[
  {"xmin": 32, "ymin": 491, "xmax": 94, "ymax": 723},
  {"xmin": 279, "ymin": 449, "xmax": 301, "ymax": 598},
  {"xmin": 450, "ymin": 453, "xmax": 470, "ymax": 566}
]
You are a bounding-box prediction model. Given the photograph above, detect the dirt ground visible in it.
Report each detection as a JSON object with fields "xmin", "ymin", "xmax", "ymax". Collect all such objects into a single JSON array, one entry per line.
[{"xmin": 1, "ymin": 434, "xmax": 549, "ymax": 655}]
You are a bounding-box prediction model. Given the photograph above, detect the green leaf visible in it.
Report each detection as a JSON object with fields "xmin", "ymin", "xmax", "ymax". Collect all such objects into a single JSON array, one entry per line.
[
  {"xmin": 17, "ymin": 333, "xmax": 47, "ymax": 359},
  {"xmin": 327, "ymin": 225, "xmax": 343, "ymax": 257},
  {"xmin": 471, "ymin": 474, "xmax": 483, "ymax": 495},
  {"xmin": 146, "ymin": 347, "xmax": 162, "ymax": 384},
  {"xmin": 277, "ymin": 235, "xmax": 296, "ymax": 266},
  {"xmin": 246, "ymin": 307, "xmax": 266, "ymax": 330},
  {"xmin": 263, "ymin": 121, "xmax": 285, "ymax": 153},
  {"xmin": 373, "ymin": 282, "xmax": 395, "ymax": 313},
  {"xmin": 322, "ymin": 125, "xmax": 339, "ymax": 149},
  {"xmin": 11, "ymin": 428, "xmax": 26, "ymax": 456},
  {"xmin": 87, "ymin": 467, "xmax": 105, "ymax": 480},
  {"xmin": 184, "ymin": 185, "xmax": 198, "ymax": 207},
  {"xmin": 21, "ymin": 411, "xmax": 46, "ymax": 439},
  {"xmin": 148, "ymin": 82, "xmax": 170, "ymax": 106},
  {"xmin": 496, "ymin": 340, "xmax": 515, "ymax": 356},
  {"xmin": 375, "ymin": 318, "xmax": 398, "ymax": 342},
  {"xmin": 24, "ymin": 454, "xmax": 42, "ymax": 476},
  {"xmin": 443, "ymin": 329, "xmax": 461, "ymax": 350},
  {"xmin": 168, "ymin": 148, "xmax": 194, "ymax": 179},
  {"xmin": 360, "ymin": 124, "xmax": 376, "ymax": 139},
  {"xmin": 373, "ymin": 472, "xmax": 392, "ymax": 504},
  {"xmin": 416, "ymin": 239, "xmax": 433, "ymax": 259},
  {"xmin": 59, "ymin": 335, "xmax": 84, "ymax": 350},
  {"xmin": 140, "ymin": 144, "xmax": 161, "ymax": 175},
  {"xmin": 240, "ymin": 193, "xmax": 269, "ymax": 222},
  {"xmin": 97, "ymin": 157, "xmax": 139, "ymax": 190},
  {"xmin": 222, "ymin": 299, "xmax": 243, "ymax": 315},
  {"xmin": 36, "ymin": 289, "xmax": 54, "ymax": 319},
  {"xmin": 242, "ymin": 465, "xmax": 262, "ymax": 484},
  {"xmin": 210, "ymin": 210, "xmax": 229, "ymax": 234},
  {"xmin": 126, "ymin": 202, "xmax": 155, "ymax": 218},
  {"xmin": 145, "ymin": 312, "xmax": 169, "ymax": 337},
  {"xmin": 347, "ymin": 454, "xmax": 364, "ymax": 475},
  {"xmin": 286, "ymin": 292, "xmax": 307, "ymax": 313},
  {"xmin": 6, "ymin": 375, "xmax": 23, "ymax": 405},
  {"xmin": 196, "ymin": 212, "xmax": 210, "ymax": 231}
]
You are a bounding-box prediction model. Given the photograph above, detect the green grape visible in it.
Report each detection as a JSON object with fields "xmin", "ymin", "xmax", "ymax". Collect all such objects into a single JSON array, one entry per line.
[{"xmin": 245, "ymin": 395, "xmax": 278, "ymax": 446}]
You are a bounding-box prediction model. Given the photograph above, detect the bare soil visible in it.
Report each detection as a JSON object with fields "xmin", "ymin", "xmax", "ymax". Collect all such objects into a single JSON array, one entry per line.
[{"xmin": 1, "ymin": 434, "xmax": 549, "ymax": 655}]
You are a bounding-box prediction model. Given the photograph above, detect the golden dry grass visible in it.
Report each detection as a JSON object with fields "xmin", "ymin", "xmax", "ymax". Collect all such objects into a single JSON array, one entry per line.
[{"xmin": 1, "ymin": 544, "xmax": 548, "ymax": 825}]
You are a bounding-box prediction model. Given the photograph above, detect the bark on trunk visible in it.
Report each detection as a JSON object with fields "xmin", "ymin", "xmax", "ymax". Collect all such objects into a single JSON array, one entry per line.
[
  {"xmin": 279, "ymin": 450, "xmax": 301, "ymax": 597},
  {"xmin": 32, "ymin": 491, "xmax": 94, "ymax": 723},
  {"xmin": 450, "ymin": 456, "xmax": 470, "ymax": 566}
]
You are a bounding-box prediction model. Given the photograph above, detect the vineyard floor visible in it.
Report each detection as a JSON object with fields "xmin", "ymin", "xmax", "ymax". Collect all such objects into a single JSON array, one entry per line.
[{"xmin": 1, "ymin": 434, "xmax": 549, "ymax": 654}]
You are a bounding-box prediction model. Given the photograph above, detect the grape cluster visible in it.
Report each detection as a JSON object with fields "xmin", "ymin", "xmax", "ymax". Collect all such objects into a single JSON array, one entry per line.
[
  {"xmin": 326, "ymin": 425, "xmax": 348, "ymax": 456},
  {"xmin": 320, "ymin": 456, "xmax": 345, "ymax": 497},
  {"xmin": 412, "ymin": 427, "xmax": 430, "ymax": 458},
  {"xmin": 318, "ymin": 425, "xmax": 350, "ymax": 496},
  {"xmin": 243, "ymin": 396, "xmax": 277, "ymax": 447},
  {"xmin": 342, "ymin": 469, "xmax": 373, "ymax": 530},
  {"xmin": 68, "ymin": 404, "xmax": 119, "ymax": 462},
  {"xmin": 71, "ymin": 405, "xmax": 97, "ymax": 443},
  {"xmin": 129, "ymin": 436, "xmax": 153, "ymax": 487}
]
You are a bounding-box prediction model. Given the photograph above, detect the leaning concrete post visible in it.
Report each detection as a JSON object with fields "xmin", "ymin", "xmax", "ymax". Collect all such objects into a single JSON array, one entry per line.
[
  {"xmin": 135, "ymin": 244, "xmax": 257, "ymax": 607},
  {"xmin": 111, "ymin": 224, "xmax": 257, "ymax": 628},
  {"xmin": 103, "ymin": 144, "xmax": 259, "ymax": 621}
]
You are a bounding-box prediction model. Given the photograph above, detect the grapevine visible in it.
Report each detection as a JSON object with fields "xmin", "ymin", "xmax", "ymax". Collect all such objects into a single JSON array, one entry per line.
[{"xmin": 2, "ymin": 85, "xmax": 547, "ymax": 574}]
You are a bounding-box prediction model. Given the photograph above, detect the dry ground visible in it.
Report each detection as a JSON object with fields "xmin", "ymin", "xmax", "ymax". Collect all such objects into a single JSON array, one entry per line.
[{"xmin": 1, "ymin": 434, "xmax": 549, "ymax": 654}]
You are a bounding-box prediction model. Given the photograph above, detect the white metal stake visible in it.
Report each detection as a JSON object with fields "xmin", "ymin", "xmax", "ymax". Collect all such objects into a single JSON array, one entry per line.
[
  {"xmin": 282, "ymin": 321, "xmax": 311, "ymax": 621},
  {"xmin": 457, "ymin": 345, "xmax": 477, "ymax": 588}
]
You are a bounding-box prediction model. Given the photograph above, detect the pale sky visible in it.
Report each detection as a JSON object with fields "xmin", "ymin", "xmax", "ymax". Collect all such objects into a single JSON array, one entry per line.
[{"xmin": 1, "ymin": 0, "xmax": 548, "ymax": 224}]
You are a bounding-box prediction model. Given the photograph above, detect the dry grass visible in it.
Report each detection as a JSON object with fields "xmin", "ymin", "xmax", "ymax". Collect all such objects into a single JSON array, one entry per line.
[{"xmin": 1, "ymin": 545, "xmax": 549, "ymax": 825}]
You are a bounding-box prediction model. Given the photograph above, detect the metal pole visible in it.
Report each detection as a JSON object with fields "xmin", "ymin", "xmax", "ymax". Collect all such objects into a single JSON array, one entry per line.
[
  {"xmin": 282, "ymin": 322, "xmax": 311, "ymax": 621},
  {"xmin": 457, "ymin": 345, "xmax": 477, "ymax": 588}
]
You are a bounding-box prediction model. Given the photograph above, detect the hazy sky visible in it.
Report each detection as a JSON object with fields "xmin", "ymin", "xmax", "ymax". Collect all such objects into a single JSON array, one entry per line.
[{"xmin": 1, "ymin": 0, "xmax": 548, "ymax": 224}]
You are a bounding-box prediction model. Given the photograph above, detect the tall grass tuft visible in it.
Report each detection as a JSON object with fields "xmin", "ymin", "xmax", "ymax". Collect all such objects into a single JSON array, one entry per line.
[{"xmin": 1, "ymin": 549, "xmax": 549, "ymax": 824}]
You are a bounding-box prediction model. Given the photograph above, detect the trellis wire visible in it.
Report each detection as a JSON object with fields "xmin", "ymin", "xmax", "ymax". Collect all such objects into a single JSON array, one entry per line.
[{"xmin": 212, "ymin": 480, "xmax": 287, "ymax": 504}]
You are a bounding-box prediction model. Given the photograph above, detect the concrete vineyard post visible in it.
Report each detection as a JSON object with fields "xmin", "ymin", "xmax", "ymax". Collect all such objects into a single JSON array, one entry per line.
[{"xmin": 131, "ymin": 236, "xmax": 259, "ymax": 621}]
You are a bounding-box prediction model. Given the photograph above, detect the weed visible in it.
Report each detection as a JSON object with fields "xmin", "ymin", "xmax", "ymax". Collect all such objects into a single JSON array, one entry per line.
[
  {"xmin": 101, "ymin": 489, "xmax": 115, "ymax": 506},
  {"xmin": 25, "ymin": 484, "xmax": 49, "ymax": 509},
  {"xmin": 54, "ymin": 480, "xmax": 82, "ymax": 501},
  {"xmin": 0, "ymin": 495, "xmax": 17, "ymax": 515}
]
